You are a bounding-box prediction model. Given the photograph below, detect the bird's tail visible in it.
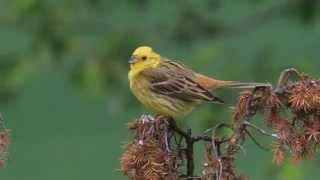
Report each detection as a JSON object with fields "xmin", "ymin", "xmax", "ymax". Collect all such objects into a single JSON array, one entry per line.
[
  {"xmin": 195, "ymin": 73, "xmax": 268, "ymax": 90},
  {"xmin": 221, "ymin": 81, "xmax": 269, "ymax": 89}
]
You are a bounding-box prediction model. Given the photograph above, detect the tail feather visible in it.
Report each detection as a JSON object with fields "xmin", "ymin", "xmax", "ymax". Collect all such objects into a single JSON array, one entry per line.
[
  {"xmin": 209, "ymin": 95, "xmax": 224, "ymax": 104},
  {"xmin": 223, "ymin": 81, "xmax": 270, "ymax": 89},
  {"xmin": 195, "ymin": 73, "xmax": 269, "ymax": 90}
]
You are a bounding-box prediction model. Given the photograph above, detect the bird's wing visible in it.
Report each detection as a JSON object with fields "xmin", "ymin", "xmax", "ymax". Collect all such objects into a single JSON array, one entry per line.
[{"xmin": 142, "ymin": 60, "xmax": 224, "ymax": 103}]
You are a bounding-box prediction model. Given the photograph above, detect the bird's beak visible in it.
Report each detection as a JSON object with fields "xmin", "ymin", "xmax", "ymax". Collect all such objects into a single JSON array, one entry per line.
[{"xmin": 129, "ymin": 55, "xmax": 138, "ymax": 64}]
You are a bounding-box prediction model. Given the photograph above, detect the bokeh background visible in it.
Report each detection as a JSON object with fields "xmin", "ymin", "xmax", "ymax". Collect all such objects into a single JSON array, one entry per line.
[{"xmin": 0, "ymin": 0, "xmax": 320, "ymax": 179}]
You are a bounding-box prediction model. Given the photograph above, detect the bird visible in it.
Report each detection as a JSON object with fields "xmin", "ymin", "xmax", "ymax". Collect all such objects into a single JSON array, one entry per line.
[{"xmin": 128, "ymin": 46, "xmax": 267, "ymax": 118}]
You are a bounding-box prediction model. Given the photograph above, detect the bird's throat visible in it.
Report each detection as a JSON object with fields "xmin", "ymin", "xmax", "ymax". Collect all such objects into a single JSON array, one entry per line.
[{"xmin": 128, "ymin": 61, "xmax": 160, "ymax": 84}]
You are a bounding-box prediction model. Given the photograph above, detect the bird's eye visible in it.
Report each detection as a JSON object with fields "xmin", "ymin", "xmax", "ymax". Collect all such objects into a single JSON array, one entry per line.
[{"xmin": 141, "ymin": 56, "xmax": 147, "ymax": 61}]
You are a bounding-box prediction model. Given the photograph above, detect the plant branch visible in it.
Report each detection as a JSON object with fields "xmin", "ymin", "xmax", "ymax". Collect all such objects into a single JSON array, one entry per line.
[
  {"xmin": 122, "ymin": 68, "xmax": 320, "ymax": 180},
  {"xmin": 244, "ymin": 121, "xmax": 280, "ymax": 139}
]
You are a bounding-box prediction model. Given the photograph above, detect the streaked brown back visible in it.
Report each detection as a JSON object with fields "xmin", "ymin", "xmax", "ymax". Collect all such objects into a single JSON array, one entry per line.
[{"xmin": 140, "ymin": 58, "xmax": 224, "ymax": 103}]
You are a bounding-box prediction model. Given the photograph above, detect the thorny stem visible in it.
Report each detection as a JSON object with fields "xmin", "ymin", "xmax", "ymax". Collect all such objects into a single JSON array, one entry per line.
[
  {"xmin": 244, "ymin": 121, "xmax": 280, "ymax": 139},
  {"xmin": 0, "ymin": 113, "xmax": 6, "ymax": 130},
  {"xmin": 169, "ymin": 120, "xmax": 195, "ymax": 177},
  {"xmin": 186, "ymin": 128, "xmax": 194, "ymax": 178},
  {"xmin": 244, "ymin": 128, "xmax": 270, "ymax": 151},
  {"xmin": 169, "ymin": 120, "xmax": 235, "ymax": 179},
  {"xmin": 168, "ymin": 117, "xmax": 279, "ymax": 178},
  {"xmin": 123, "ymin": 68, "xmax": 310, "ymax": 179},
  {"xmin": 275, "ymin": 68, "xmax": 301, "ymax": 93}
]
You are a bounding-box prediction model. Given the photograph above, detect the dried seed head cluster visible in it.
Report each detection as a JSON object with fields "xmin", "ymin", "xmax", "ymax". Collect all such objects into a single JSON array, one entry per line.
[
  {"xmin": 202, "ymin": 145, "xmax": 247, "ymax": 180},
  {"xmin": 287, "ymin": 77, "xmax": 320, "ymax": 112},
  {"xmin": 0, "ymin": 131, "xmax": 10, "ymax": 167},
  {"xmin": 0, "ymin": 115, "xmax": 10, "ymax": 168},
  {"xmin": 272, "ymin": 143, "xmax": 284, "ymax": 165},
  {"xmin": 121, "ymin": 141, "xmax": 177, "ymax": 179},
  {"xmin": 266, "ymin": 111, "xmax": 317, "ymax": 164},
  {"xmin": 233, "ymin": 86, "xmax": 278, "ymax": 122},
  {"xmin": 271, "ymin": 77, "xmax": 320, "ymax": 163},
  {"xmin": 232, "ymin": 74, "xmax": 320, "ymax": 165},
  {"xmin": 121, "ymin": 115, "xmax": 179, "ymax": 180},
  {"xmin": 233, "ymin": 91, "xmax": 252, "ymax": 122}
]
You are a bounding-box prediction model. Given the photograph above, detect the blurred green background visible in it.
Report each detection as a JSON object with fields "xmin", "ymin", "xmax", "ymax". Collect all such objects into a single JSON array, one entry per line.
[{"xmin": 0, "ymin": 0, "xmax": 319, "ymax": 179}]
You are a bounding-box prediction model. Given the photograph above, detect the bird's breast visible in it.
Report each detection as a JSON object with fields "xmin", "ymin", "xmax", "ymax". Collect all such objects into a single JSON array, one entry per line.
[{"xmin": 129, "ymin": 74, "xmax": 196, "ymax": 117}]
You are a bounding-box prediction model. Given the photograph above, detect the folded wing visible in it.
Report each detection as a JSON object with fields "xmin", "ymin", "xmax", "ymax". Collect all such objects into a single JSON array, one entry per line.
[{"xmin": 142, "ymin": 60, "xmax": 224, "ymax": 103}]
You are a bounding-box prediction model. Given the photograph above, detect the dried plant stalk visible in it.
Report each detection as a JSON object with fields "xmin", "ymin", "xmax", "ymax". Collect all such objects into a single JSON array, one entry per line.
[
  {"xmin": 121, "ymin": 68, "xmax": 320, "ymax": 180},
  {"xmin": 0, "ymin": 113, "xmax": 10, "ymax": 168}
]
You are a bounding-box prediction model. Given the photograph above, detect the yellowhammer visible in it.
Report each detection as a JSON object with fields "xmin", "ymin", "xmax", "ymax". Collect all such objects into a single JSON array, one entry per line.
[{"xmin": 128, "ymin": 46, "xmax": 266, "ymax": 117}]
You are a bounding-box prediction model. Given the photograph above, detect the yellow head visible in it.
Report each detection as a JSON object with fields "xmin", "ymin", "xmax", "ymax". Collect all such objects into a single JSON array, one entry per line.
[{"xmin": 129, "ymin": 46, "xmax": 161, "ymax": 70}]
